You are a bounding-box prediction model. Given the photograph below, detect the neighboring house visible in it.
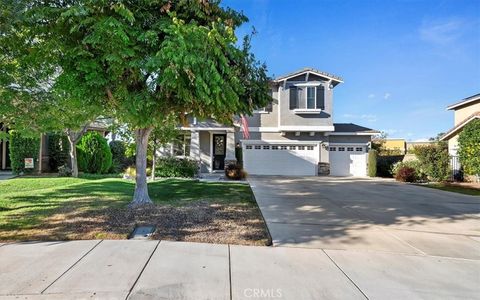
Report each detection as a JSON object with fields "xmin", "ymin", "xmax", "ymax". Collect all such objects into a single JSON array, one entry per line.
[
  {"xmin": 406, "ymin": 141, "xmax": 435, "ymax": 153},
  {"xmin": 440, "ymin": 93, "xmax": 480, "ymax": 175},
  {"xmin": 382, "ymin": 139, "xmax": 406, "ymax": 154},
  {"xmin": 0, "ymin": 121, "xmax": 109, "ymax": 172},
  {"xmin": 180, "ymin": 67, "xmax": 379, "ymax": 176},
  {"xmin": 441, "ymin": 93, "xmax": 480, "ymax": 156}
]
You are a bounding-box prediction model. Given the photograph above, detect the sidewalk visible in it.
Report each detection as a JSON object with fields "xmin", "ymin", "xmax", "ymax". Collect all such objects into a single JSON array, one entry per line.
[{"xmin": 1, "ymin": 240, "xmax": 478, "ymax": 299}]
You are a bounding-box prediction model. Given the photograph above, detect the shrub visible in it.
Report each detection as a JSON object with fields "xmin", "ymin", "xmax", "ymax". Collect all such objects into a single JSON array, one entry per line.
[
  {"xmin": 395, "ymin": 166, "xmax": 417, "ymax": 182},
  {"xmin": 58, "ymin": 164, "xmax": 72, "ymax": 177},
  {"xmin": 392, "ymin": 160, "xmax": 427, "ymax": 181},
  {"xmin": 47, "ymin": 133, "xmax": 69, "ymax": 172},
  {"xmin": 154, "ymin": 157, "xmax": 198, "ymax": 178},
  {"xmin": 225, "ymin": 163, "xmax": 246, "ymax": 180},
  {"xmin": 376, "ymin": 155, "xmax": 404, "ymax": 177},
  {"xmin": 414, "ymin": 143, "xmax": 450, "ymax": 182},
  {"xmin": 235, "ymin": 145, "xmax": 243, "ymax": 165},
  {"xmin": 458, "ymin": 119, "xmax": 480, "ymax": 176},
  {"xmin": 367, "ymin": 149, "xmax": 377, "ymax": 177},
  {"xmin": 109, "ymin": 140, "xmax": 127, "ymax": 173},
  {"xmin": 76, "ymin": 132, "xmax": 112, "ymax": 174},
  {"xmin": 9, "ymin": 131, "xmax": 40, "ymax": 175}
]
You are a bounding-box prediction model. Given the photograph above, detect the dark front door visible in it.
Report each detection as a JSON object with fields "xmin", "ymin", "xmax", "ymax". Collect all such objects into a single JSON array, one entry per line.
[{"xmin": 212, "ymin": 134, "xmax": 226, "ymax": 170}]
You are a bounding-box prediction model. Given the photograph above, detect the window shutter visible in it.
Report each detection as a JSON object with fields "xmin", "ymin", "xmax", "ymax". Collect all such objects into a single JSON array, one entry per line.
[
  {"xmin": 289, "ymin": 87, "xmax": 298, "ymax": 109},
  {"xmin": 316, "ymin": 85, "xmax": 325, "ymax": 110}
]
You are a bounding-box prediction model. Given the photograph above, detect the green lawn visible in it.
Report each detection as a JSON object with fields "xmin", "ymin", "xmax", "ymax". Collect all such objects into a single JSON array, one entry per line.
[
  {"xmin": 420, "ymin": 183, "xmax": 480, "ymax": 196},
  {"xmin": 0, "ymin": 176, "xmax": 268, "ymax": 244}
]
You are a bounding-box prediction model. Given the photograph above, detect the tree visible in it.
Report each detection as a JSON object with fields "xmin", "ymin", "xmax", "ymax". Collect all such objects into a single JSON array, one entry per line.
[
  {"xmin": 0, "ymin": 0, "xmax": 103, "ymax": 177},
  {"xmin": 458, "ymin": 119, "xmax": 480, "ymax": 177},
  {"xmin": 4, "ymin": 1, "xmax": 269, "ymax": 206}
]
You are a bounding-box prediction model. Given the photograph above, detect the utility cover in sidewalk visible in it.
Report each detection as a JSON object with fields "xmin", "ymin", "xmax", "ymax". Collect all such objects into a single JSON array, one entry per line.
[{"xmin": 129, "ymin": 226, "xmax": 156, "ymax": 240}]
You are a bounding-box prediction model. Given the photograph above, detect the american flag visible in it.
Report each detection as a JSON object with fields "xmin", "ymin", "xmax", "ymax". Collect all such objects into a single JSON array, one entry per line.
[{"xmin": 241, "ymin": 115, "xmax": 250, "ymax": 139}]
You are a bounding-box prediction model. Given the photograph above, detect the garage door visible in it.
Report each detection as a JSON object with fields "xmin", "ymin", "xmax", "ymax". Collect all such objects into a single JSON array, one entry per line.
[
  {"xmin": 329, "ymin": 145, "xmax": 367, "ymax": 177},
  {"xmin": 243, "ymin": 143, "xmax": 318, "ymax": 176}
]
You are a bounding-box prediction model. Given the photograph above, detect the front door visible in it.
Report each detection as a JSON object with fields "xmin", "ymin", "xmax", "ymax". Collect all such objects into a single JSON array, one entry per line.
[{"xmin": 212, "ymin": 134, "xmax": 226, "ymax": 171}]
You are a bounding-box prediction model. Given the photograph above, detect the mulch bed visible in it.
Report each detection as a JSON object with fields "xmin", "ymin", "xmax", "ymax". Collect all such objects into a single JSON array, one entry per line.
[{"xmin": 105, "ymin": 201, "xmax": 271, "ymax": 246}]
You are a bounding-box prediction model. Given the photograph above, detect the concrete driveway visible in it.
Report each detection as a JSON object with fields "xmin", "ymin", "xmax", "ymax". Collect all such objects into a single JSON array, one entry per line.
[{"xmin": 249, "ymin": 176, "xmax": 480, "ymax": 259}]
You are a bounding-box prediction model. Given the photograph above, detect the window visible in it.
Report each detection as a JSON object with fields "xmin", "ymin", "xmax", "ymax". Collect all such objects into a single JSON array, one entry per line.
[
  {"xmin": 255, "ymin": 145, "xmax": 261, "ymax": 150},
  {"xmin": 172, "ymin": 132, "xmax": 191, "ymax": 156},
  {"xmin": 329, "ymin": 147, "xmax": 336, "ymax": 151},
  {"xmin": 298, "ymin": 146, "xmax": 305, "ymax": 150},
  {"xmin": 290, "ymin": 85, "xmax": 325, "ymax": 111},
  {"xmin": 338, "ymin": 147, "xmax": 345, "ymax": 151},
  {"xmin": 307, "ymin": 146, "xmax": 314, "ymax": 150},
  {"xmin": 289, "ymin": 146, "xmax": 296, "ymax": 150},
  {"xmin": 347, "ymin": 147, "xmax": 354, "ymax": 152},
  {"xmin": 272, "ymin": 145, "xmax": 279, "ymax": 150},
  {"xmin": 263, "ymin": 145, "xmax": 270, "ymax": 150},
  {"xmin": 256, "ymin": 89, "xmax": 273, "ymax": 113},
  {"xmin": 280, "ymin": 146, "xmax": 287, "ymax": 150},
  {"xmin": 246, "ymin": 145, "xmax": 252, "ymax": 150},
  {"xmin": 307, "ymin": 87, "xmax": 315, "ymax": 109},
  {"xmin": 356, "ymin": 147, "xmax": 363, "ymax": 152}
]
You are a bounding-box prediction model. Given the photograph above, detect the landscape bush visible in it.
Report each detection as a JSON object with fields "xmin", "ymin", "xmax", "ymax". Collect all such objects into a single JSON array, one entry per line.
[
  {"xmin": 367, "ymin": 149, "xmax": 377, "ymax": 177},
  {"xmin": 391, "ymin": 160, "xmax": 427, "ymax": 181},
  {"xmin": 395, "ymin": 166, "xmax": 417, "ymax": 182},
  {"xmin": 414, "ymin": 143, "xmax": 450, "ymax": 182},
  {"xmin": 225, "ymin": 163, "xmax": 246, "ymax": 180},
  {"xmin": 154, "ymin": 157, "xmax": 198, "ymax": 178},
  {"xmin": 58, "ymin": 164, "xmax": 72, "ymax": 177},
  {"xmin": 9, "ymin": 131, "xmax": 40, "ymax": 175},
  {"xmin": 47, "ymin": 133, "xmax": 69, "ymax": 172},
  {"xmin": 76, "ymin": 132, "xmax": 112, "ymax": 174}
]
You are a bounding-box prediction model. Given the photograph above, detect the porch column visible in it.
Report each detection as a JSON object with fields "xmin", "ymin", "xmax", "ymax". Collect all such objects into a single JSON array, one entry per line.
[
  {"xmin": 190, "ymin": 130, "xmax": 201, "ymax": 172},
  {"xmin": 225, "ymin": 130, "xmax": 236, "ymax": 166}
]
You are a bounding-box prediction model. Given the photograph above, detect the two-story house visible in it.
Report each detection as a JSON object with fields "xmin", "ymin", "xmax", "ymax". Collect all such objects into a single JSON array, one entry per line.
[
  {"xmin": 178, "ymin": 67, "xmax": 379, "ymax": 176},
  {"xmin": 441, "ymin": 93, "xmax": 480, "ymax": 174}
]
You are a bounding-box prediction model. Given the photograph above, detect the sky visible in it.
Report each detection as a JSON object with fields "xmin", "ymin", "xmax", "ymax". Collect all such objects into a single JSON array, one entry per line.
[{"xmin": 222, "ymin": 0, "xmax": 480, "ymax": 141}]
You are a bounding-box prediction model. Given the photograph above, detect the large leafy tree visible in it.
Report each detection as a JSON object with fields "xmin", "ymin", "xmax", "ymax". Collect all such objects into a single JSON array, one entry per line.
[
  {"xmin": 458, "ymin": 119, "xmax": 480, "ymax": 177},
  {"xmin": 2, "ymin": 0, "xmax": 270, "ymax": 205},
  {"xmin": 0, "ymin": 0, "xmax": 103, "ymax": 177}
]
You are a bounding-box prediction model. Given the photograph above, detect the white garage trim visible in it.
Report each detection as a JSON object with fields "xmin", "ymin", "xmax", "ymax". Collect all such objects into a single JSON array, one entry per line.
[
  {"xmin": 241, "ymin": 139, "xmax": 320, "ymax": 145},
  {"xmin": 242, "ymin": 141, "xmax": 320, "ymax": 176},
  {"xmin": 329, "ymin": 144, "xmax": 367, "ymax": 177}
]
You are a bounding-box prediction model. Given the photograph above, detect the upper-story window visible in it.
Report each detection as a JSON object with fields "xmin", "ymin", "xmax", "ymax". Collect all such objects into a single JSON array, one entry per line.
[
  {"xmin": 289, "ymin": 84, "xmax": 325, "ymax": 113},
  {"xmin": 255, "ymin": 88, "xmax": 273, "ymax": 114}
]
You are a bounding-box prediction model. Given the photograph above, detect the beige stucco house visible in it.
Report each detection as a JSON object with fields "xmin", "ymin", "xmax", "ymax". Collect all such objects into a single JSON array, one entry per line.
[
  {"xmin": 441, "ymin": 93, "xmax": 480, "ymax": 175},
  {"xmin": 441, "ymin": 93, "xmax": 480, "ymax": 156}
]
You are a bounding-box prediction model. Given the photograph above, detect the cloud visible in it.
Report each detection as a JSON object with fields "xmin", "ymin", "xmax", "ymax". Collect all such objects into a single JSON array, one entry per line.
[
  {"xmin": 342, "ymin": 113, "xmax": 377, "ymax": 123},
  {"xmin": 419, "ymin": 19, "xmax": 466, "ymax": 45},
  {"xmin": 384, "ymin": 93, "xmax": 391, "ymax": 100}
]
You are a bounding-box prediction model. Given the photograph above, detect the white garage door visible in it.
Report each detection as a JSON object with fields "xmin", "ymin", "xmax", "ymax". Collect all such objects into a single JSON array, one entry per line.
[
  {"xmin": 329, "ymin": 145, "xmax": 367, "ymax": 177},
  {"xmin": 243, "ymin": 143, "xmax": 318, "ymax": 176}
]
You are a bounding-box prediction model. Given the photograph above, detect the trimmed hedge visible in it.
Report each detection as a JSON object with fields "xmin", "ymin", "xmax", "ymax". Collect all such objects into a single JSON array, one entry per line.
[
  {"xmin": 76, "ymin": 132, "xmax": 112, "ymax": 174},
  {"xmin": 154, "ymin": 157, "xmax": 198, "ymax": 178},
  {"xmin": 414, "ymin": 144, "xmax": 450, "ymax": 182},
  {"xmin": 47, "ymin": 133, "xmax": 69, "ymax": 172},
  {"xmin": 367, "ymin": 149, "xmax": 377, "ymax": 177},
  {"xmin": 9, "ymin": 131, "xmax": 40, "ymax": 175}
]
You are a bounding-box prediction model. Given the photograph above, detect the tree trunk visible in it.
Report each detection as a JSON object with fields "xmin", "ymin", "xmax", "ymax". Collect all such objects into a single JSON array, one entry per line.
[
  {"xmin": 65, "ymin": 126, "xmax": 88, "ymax": 178},
  {"xmin": 67, "ymin": 135, "xmax": 79, "ymax": 177},
  {"xmin": 131, "ymin": 127, "xmax": 154, "ymax": 206},
  {"xmin": 151, "ymin": 138, "xmax": 157, "ymax": 182}
]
